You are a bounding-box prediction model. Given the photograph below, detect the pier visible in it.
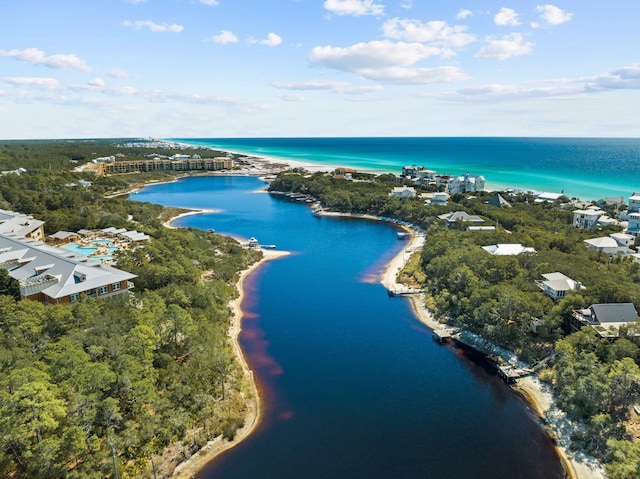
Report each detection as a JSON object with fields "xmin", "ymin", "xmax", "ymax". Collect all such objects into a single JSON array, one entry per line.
[{"xmin": 386, "ymin": 286, "xmax": 423, "ymax": 297}]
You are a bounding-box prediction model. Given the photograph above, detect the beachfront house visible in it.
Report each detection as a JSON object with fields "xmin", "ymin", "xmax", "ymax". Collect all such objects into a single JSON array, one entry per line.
[
  {"xmin": 572, "ymin": 206, "xmax": 606, "ymax": 228},
  {"xmin": 536, "ymin": 272, "xmax": 584, "ymax": 301},
  {"xmin": 571, "ymin": 303, "xmax": 639, "ymax": 337},
  {"xmin": 447, "ymin": 173, "xmax": 485, "ymax": 194},
  {"xmin": 628, "ymin": 193, "xmax": 640, "ymax": 214},
  {"xmin": 390, "ymin": 186, "xmax": 417, "ymax": 199},
  {"xmin": 627, "ymin": 213, "xmax": 640, "ymax": 236},
  {"xmin": 481, "ymin": 244, "xmax": 536, "ymax": 256}
]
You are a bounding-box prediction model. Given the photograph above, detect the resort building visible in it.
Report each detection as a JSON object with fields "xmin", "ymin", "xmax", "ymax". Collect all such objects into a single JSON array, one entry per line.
[
  {"xmin": 105, "ymin": 157, "xmax": 233, "ymax": 174},
  {"xmin": 536, "ymin": 272, "xmax": 584, "ymax": 301},
  {"xmin": 0, "ymin": 209, "xmax": 45, "ymax": 241},
  {"xmin": 571, "ymin": 303, "xmax": 639, "ymax": 337},
  {"xmin": 0, "ymin": 233, "xmax": 136, "ymax": 304}
]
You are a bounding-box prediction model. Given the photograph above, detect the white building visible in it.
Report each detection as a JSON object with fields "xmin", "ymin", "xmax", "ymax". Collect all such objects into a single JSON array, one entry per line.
[
  {"xmin": 389, "ymin": 186, "xmax": 416, "ymax": 199},
  {"xmin": 572, "ymin": 206, "xmax": 605, "ymax": 228},
  {"xmin": 482, "ymin": 244, "xmax": 536, "ymax": 256},
  {"xmin": 447, "ymin": 173, "xmax": 485, "ymax": 194},
  {"xmin": 536, "ymin": 272, "xmax": 584, "ymax": 301}
]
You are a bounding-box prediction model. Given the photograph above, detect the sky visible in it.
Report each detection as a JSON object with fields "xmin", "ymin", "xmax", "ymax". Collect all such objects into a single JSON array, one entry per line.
[{"xmin": 1, "ymin": 0, "xmax": 640, "ymax": 139}]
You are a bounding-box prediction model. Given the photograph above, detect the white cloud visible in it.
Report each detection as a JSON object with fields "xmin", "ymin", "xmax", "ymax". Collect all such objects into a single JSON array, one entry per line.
[
  {"xmin": 273, "ymin": 80, "xmax": 351, "ymax": 91},
  {"xmin": 447, "ymin": 83, "xmax": 581, "ymax": 102},
  {"xmin": 382, "ymin": 18, "xmax": 476, "ymax": 48},
  {"xmin": 585, "ymin": 64, "xmax": 640, "ymax": 91},
  {"xmin": 360, "ymin": 65, "xmax": 468, "ymax": 84},
  {"xmin": 277, "ymin": 92, "xmax": 305, "ymax": 102},
  {"xmin": 494, "ymin": 7, "xmax": 520, "ymax": 26},
  {"xmin": 200, "ymin": 0, "xmax": 219, "ymax": 5},
  {"xmin": 3, "ymin": 77, "xmax": 62, "ymax": 90},
  {"xmin": 260, "ymin": 33, "xmax": 282, "ymax": 47},
  {"xmin": 123, "ymin": 20, "xmax": 184, "ymax": 33},
  {"xmin": 535, "ymin": 4, "xmax": 573, "ymax": 26},
  {"xmin": 212, "ymin": 30, "xmax": 238, "ymax": 44},
  {"xmin": 310, "ymin": 40, "xmax": 445, "ymax": 72},
  {"xmin": 456, "ymin": 9, "xmax": 472, "ymax": 20},
  {"xmin": 0, "ymin": 48, "xmax": 91, "ymax": 72},
  {"xmin": 108, "ymin": 68, "xmax": 132, "ymax": 79},
  {"xmin": 323, "ymin": 0, "xmax": 384, "ymax": 17},
  {"xmin": 475, "ymin": 33, "xmax": 533, "ymax": 60},
  {"xmin": 309, "ymin": 40, "xmax": 468, "ymax": 84},
  {"xmin": 400, "ymin": 0, "xmax": 412, "ymax": 9},
  {"xmin": 272, "ymin": 79, "xmax": 384, "ymax": 94}
]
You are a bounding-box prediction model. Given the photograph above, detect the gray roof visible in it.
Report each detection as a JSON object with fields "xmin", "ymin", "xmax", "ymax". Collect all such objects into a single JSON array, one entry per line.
[
  {"xmin": 0, "ymin": 209, "xmax": 44, "ymax": 237},
  {"xmin": 591, "ymin": 303, "xmax": 638, "ymax": 324},
  {"xmin": 446, "ymin": 211, "xmax": 484, "ymax": 224},
  {"xmin": 0, "ymin": 233, "xmax": 135, "ymax": 300}
]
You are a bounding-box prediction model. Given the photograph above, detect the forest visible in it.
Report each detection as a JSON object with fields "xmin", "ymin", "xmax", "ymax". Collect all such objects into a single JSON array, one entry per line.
[
  {"xmin": 269, "ymin": 170, "xmax": 640, "ymax": 478},
  {"xmin": 0, "ymin": 140, "xmax": 261, "ymax": 478}
]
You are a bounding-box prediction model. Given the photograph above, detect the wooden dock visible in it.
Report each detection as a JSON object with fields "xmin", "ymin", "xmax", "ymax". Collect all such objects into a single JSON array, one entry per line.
[
  {"xmin": 432, "ymin": 329, "xmax": 451, "ymax": 343},
  {"xmin": 387, "ymin": 287, "xmax": 423, "ymax": 297}
]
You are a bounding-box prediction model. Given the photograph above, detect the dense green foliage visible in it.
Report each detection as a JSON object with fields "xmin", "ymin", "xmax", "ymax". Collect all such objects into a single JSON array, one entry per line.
[
  {"xmin": 0, "ymin": 140, "xmax": 261, "ymax": 477},
  {"xmin": 270, "ymin": 170, "xmax": 640, "ymax": 474}
]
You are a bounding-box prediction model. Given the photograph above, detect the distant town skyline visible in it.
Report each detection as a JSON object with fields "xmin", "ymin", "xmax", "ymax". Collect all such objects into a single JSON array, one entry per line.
[{"xmin": 1, "ymin": 0, "xmax": 639, "ymax": 139}]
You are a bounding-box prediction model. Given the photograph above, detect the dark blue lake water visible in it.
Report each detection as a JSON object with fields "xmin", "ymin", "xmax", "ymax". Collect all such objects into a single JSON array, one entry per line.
[{"xmin": 132, "ymin": 176, "xmax": 565, "ymax": 479}]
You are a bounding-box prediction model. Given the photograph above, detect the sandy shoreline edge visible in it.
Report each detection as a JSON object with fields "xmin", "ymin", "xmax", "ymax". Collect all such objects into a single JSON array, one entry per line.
[
  {"xmin": 136, "ymin": 160, "xmax": 605, "ymax": 479},
  {"xmin": 171, "ymin": 247, "xmax": 289, "ymax": 479}
]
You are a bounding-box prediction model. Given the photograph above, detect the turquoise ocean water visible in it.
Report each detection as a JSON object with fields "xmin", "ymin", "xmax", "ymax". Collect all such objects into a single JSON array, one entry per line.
[{"xmin": 172, "ymin": 137, "xmax": 640, "ymax": 201}]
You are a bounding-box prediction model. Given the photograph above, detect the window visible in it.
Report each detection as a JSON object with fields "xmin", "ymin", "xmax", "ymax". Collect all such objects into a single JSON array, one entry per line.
[
  {"xmin": 98, "ymin": 286, "xmax": 109, "ymax": 295},
  {"xmin": 112, "ymin": 282, "xmax": 121, "ymax": 291},
  {"xmin": 70, "ymin": 293, "xmax": 80, "ymax": 302}
]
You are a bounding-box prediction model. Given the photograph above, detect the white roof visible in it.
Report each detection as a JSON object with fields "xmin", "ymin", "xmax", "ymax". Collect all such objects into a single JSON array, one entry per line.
[
  {"xmin": 584, "ymin": 237, "xmax": 618, "ymax": 248},
  {"xmin": 482, "ymin": 244, "xmax": 537, "ymax": 255}
]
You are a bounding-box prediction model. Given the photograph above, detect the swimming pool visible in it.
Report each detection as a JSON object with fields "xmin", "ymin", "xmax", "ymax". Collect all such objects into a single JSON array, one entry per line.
[
  {"xmin": 63, "ymin": 244, "xmax": 98, "ymax": 256},
  {"xmin": 92, "ymin": 239, "xmax": 114, "ymax": 245}
]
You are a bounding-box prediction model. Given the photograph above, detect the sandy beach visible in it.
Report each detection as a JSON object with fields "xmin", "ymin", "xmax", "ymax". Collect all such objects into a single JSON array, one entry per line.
[
  {"xmin": 162, "ymin": 208, "xmax": 222, "ymax": 229},
  {"xmin": 171, "ymin": 248, "xmax": 289, "ymax": 479}
]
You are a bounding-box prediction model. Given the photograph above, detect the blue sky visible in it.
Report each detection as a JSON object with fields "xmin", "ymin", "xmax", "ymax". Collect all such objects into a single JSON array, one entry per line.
[{"xmin": 1, "ymin": 0, "xmax": 639, "ymax": 139}]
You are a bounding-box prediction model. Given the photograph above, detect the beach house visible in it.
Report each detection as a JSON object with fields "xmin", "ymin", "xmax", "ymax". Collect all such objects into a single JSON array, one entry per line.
[
  {"xmin": 444, "ymin": 211, "xmax": 485, "ymax": 228},
  {"xmin": 536, "ymin": 272, "xmax": 584, "ymax": 300},
  {"xmin": 571, "ymin": 303, "xmax": 639, "ymax": 337},
  {"xmin": 389, "ymin": 186, "xmax": 417, "ymax": 199},
  {"xmin": 481, "ymin": 244, "xmax": 536, "ymax": 255},
  {"xmin": 447, "ymin": 173, "xmax": 485, "ymax": 194}
]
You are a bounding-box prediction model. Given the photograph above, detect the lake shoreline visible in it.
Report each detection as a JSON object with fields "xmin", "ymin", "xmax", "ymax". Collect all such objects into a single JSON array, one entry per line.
[
  {"xmin": 170, "ymin": 247, "xmax": 289, "ymax": 479},
  {"xmin": 134, "ymin": 164, "xmax": 604, "ymax": 479}
]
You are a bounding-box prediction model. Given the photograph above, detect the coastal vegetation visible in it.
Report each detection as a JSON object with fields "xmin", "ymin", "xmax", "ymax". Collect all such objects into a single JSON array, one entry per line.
[
  {"xmin": 269, "ymin": 169, "xmax": 640, "ymax": 477},
  {"xmin": 0, "ymin": 140, "xmax": 261, "ymax": 478}
]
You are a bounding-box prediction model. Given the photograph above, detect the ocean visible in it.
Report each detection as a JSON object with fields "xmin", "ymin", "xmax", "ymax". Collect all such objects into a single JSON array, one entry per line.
[
  {"xmin": 172, "ymin": 137, "xmax": 640, "ymax": 201},
  {"xmin": 132, "ymin": 176, "xmax": 566, "ymax": 479}
]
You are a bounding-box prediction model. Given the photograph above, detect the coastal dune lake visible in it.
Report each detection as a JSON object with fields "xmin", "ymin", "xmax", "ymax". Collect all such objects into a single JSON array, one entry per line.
[{"xmin": 133, "ymin": 176, "xmax": 565, "ymax": 479}]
